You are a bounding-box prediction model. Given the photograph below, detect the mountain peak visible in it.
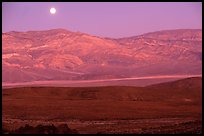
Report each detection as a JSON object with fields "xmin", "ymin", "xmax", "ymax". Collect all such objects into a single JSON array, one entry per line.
[
  {"xmin": 26, "ymin": 28, "xmax": 72, "ymax": 34},
  {"xmin": 2, "ymin": 29, "xmax": 202, "ymax": 83}
]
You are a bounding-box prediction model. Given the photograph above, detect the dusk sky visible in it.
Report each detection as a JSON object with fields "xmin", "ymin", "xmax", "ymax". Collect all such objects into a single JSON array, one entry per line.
[{"xmin": 2, "ymin": 2, "xmax": 202, "ymax": 38}]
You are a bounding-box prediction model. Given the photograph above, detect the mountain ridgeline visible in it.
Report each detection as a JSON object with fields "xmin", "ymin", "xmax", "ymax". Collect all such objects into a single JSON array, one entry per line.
[{"xmin": 2, "ymin": 29, "xmax": 202, "ymax": 83}]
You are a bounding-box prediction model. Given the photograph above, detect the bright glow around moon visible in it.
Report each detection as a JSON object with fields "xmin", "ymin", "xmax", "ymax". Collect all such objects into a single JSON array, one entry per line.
[{"xmin": 50, "ymin": 8, "xmax": 56, "ymax": 14}]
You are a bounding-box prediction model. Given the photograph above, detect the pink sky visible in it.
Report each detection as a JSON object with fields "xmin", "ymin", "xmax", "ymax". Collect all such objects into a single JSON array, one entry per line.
[{"xmin": 2, "ymin": 2, "xmax": 202, "ymax": 38}]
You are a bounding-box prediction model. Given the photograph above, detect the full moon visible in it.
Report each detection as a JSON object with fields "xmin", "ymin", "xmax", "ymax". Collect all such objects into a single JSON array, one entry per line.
[{"xmin": 50, "ymin": 8, "xmax": 56, "ymax": 14}]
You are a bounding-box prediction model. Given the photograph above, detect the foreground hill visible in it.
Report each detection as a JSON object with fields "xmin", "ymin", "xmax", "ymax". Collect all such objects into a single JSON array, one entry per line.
[
  {"xmin": 2, "ymin": 29, "xmax": 202, "ymax": 83},
  {"xmin": 3, "ymin": 77, "xmax": 202, "ymax": 102},
  {"xmin": 2, "ymin": 77, "xmax": 202, "ymax": 134}
]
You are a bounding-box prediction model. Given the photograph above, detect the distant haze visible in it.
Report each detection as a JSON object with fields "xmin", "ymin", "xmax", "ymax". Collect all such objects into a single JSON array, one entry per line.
[{"xmin": 2, "ymin": 2, "xmax": 202, "ymax": 38}]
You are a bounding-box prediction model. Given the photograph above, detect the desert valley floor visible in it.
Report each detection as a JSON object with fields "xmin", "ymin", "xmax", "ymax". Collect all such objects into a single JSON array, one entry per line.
[{"xmin": 2, "ymin": 77, "xmax": 202, "ymax": 134}]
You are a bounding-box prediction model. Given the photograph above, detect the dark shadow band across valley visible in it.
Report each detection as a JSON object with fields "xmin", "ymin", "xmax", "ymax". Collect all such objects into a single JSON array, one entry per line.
[{"xmin": 2, "ymin": 74, "xmax": 202, "ymax": 88}]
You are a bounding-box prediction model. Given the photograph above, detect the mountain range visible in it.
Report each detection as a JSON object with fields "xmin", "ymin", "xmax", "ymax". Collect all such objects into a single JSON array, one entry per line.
[{"xmin": 2, "ymin": 29, "xmax": 202, "ymax": 83}]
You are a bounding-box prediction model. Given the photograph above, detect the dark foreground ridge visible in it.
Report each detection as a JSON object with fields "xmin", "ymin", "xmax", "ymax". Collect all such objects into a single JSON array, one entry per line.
[{"xmin": 3, "ymin": 124, "xmax": 78, "ymax": 134}]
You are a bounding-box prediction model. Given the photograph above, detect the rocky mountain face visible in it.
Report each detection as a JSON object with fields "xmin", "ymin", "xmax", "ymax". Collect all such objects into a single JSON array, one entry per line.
[{"xmin": 2, "ymin": 29, "xmax": 202, "ymax": 83}]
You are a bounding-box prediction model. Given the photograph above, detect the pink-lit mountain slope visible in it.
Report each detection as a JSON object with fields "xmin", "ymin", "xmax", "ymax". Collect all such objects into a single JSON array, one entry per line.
[{"xmin": 2, "ymin": 29, "xmax": 202, "ymax": 83}]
